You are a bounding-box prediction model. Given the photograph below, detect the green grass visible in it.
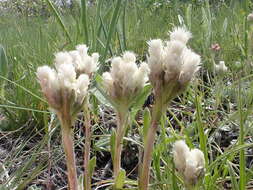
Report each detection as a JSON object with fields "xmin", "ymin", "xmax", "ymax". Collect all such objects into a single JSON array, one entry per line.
[{"xmin": 0, "ymin": 0, "xmax": 253, "ymax": 189}]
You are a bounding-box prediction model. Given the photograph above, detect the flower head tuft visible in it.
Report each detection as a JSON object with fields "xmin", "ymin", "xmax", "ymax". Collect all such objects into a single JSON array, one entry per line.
[
  {"xmin": 102, "ymin": 51, "xmax": 150, "ymax": 109},
  {"xmin": 173, "ymin": 140, "xmax": 205, "ymax": 186},
  {"xmin": 147, "ymin": 27, "xmax": 201, "ymax": 105},
  {"xmin": 214, "ymin": 61, "xmax": 227, "ymax": 73},
  {"xmin": 170, "ymin": 27, "xmax": 192, "ymax": 45},
  {"xmin": 37, "ymin": 66, "xmax": 61, "ymax": 109},
  {"xmin": 55, "ymin": 44, "xmax": 99, "ymax": 77},
  {"xmin": 57, "ymin": 63, "xmax": 76, "ymax": 90},
  {"xmin": 37, "ymin": 45, "xmax": 95, "ymax": 113},
  {"xmin": 54, "ymin": 52, "xmax": 73, "ymax": 69},
  {"xmin": 147, "ymin": 39, "xmax": 164, "ymax": 79},
  {"xmin": 75, "ymin": 74, "xmax": 90, "ymax": 103},
  {"xmin": 122, "ymin": 51, "xmax": 136, "ymax": 63},
  {"xmin": 179, "ymin": 49, "xmax": 201, "ymax": 84},
  {"xmin": 173, "ymin": 140, "xmax": 190, "ymax": 173}
]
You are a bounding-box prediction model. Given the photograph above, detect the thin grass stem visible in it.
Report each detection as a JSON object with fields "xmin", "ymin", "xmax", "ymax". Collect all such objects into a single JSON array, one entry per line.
[{"xmin": 83, "ymin": 98, "xmax": 92, "ymax": 190}]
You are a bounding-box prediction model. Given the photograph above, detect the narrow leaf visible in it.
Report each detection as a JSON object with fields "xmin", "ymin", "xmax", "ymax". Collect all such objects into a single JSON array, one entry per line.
[
  {"xmin": 142, "ymin": 107, "xmax": 151, "ymax": 145},
  {"xmin": 100, "ymin": 0, "xmax": 123, "ymax": 72},
  {"xmin": 228, "ymin": 162, "xmax": 239, "ymax": 190},
  {"xmin": 45, "ymin": 0, "xmax": 72, "ymax": 42},
  {"xmin": 88, "ymin": 156, "xmax": 96, "ymax": 177},
  {"xmin": 115, "ymin": 169, "xmax": 126, "ymax": 189},
  {"xmin": 110, "ymin": 129, "xmax": 116, "ymax": 163},
  {"xmin": 0, "ymin": 45, "xmax": 8, "ymax": 77}
]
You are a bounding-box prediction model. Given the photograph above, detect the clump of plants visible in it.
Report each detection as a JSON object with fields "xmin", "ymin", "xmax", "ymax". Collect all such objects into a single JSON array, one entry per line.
[{"xmin": 37, "ymin": 27, "xmax": 204, "ymax": 190}]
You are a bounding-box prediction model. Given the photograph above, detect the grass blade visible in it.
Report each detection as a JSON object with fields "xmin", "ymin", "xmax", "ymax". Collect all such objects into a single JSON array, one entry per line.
[
  {"xmin": 0, "ymin": 45, "xmax": 8, "ymax": 97},
  {"xmin": 228, "ymin": 162, "xmax": 239, "ymax": 190},
  {"xmin": 238, "ymin": 79, "xmax": 246, "ymax": 190},
  {"xmin": 99, "ymin": 0, "xmax": 122, "ymax": 72},
  {"xmin": 81, "ymin": 0, "xmax": 89, "ymax": 44},
  {"xmin": 45, "ymin": 0, "xmax": 72, "ymax": 43},
  {"xmin": 0, "ymin": 45, "xmax": 8, "ymax": 78},
  {"xmin": 195, "ymin": 93, "xmax": 208, "ymax": 163}
]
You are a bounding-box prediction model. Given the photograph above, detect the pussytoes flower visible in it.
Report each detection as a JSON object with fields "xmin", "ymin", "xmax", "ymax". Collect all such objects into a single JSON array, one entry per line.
[
  {"xmin": 147, "ymin": 27, "xmax": 201, "ymax": 105},
  {"xmin": 173, "ymin": 140, "xmax": 205, "ymax": 186},
  {"xmin": 37, "ymin": 47, "xmax": 92, "ymax": 114},
  {"xmin": 102, "ymin": 51, "xmax": 150, "ymax": 108}
]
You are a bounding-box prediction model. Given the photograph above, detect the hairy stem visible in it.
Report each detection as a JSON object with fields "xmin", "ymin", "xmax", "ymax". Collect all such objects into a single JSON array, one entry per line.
[
  {"xmin": 60, "ymin": 118, "xmax": 78, "ymax": 190},
  {"xmin": 139, "ymin": 120, "xmax": 158, "ymax": 190},
  {"xmin": 139, "ymin": 98, "xmax": 163, "ymax": 190}
]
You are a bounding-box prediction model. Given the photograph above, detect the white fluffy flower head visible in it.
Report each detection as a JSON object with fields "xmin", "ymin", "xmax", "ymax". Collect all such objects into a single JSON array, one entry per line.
[
  {"xmin": 173, "ymin": 140, "xmax": 205, "ymax": 185},
  {"xmin": 37, "ymin": 47, "xmax": 92, "ymax": 112},
  {"xmin": 173, "ymin": 140, "xmax": 190, "ymax": 173},
  {"xmin": 147, "ymin": 27, "xmax": 201, "ymax": 104},
  {"xmin": 102, "ymin": 51, "xmax": 150, "ymax": 107}
]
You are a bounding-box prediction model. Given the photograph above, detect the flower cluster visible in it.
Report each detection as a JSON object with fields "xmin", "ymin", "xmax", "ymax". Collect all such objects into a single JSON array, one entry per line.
[
  {"xmin": 37, "ymin": 45, "xmax": 96, "ymax": 113},
  {"xmin": 102, "ymin": 51, "xmax": 150, "ymax": 108},
  {"xmin": 173, "ymin": 140, "xmax": 205, "ymax": 185},
  {"xmin": 55, "ymin": 44, "xmax": 99, "ymax": 77},
  {"xmin": 147, "ymin": 27, "xmax": 201, "ymax": 102}
]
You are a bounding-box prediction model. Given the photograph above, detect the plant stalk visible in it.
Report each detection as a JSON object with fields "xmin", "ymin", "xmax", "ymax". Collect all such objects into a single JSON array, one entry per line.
[
  {"xmin": 238, "ymin": 77, "xmax": 246, "ymax": 190},
  {"xmin": 83, "ymin": 99, "xmax": 92, "ymax": 190},
  {"xmin": 113, "ymin": 110, "xmax": 128, "ymax": 178},
  {"xmin": 139, "ymin": 120, "xmax": 158, "ymax": 190},
  {"xmin": 139, "ymin": 98, "xmax": 163, "ymax": 190},
  {"xmin": 60, "ymin": 118, "xmax": 78, "ymax": 190}
]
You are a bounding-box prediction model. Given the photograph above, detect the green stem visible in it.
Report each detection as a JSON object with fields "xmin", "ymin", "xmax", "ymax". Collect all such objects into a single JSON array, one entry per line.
[
  {"xmin": 238, "ymin": 77, "xmax": 246, "ymax": 190},
  {"xmin": 84, "ymin": 100, "xmax": 92, "ymax": 190},
  {"xmin": 113, "ymin": 110, "xmax": 128, "ymax": 179},
  {"xmin": 60, "ymin": 118, "xmax": 78, "ymax": 190}
]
